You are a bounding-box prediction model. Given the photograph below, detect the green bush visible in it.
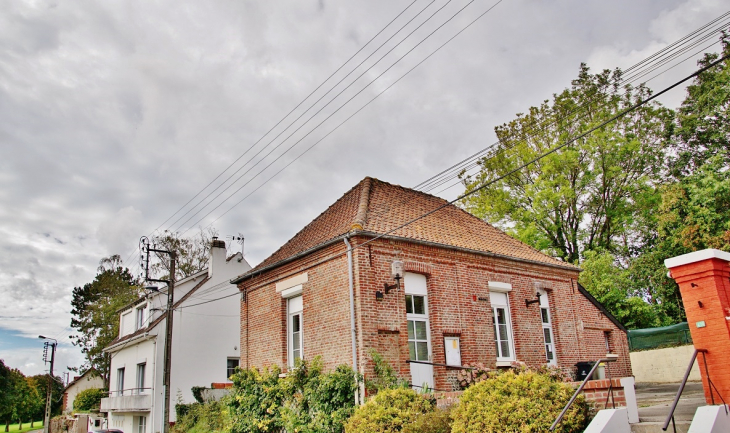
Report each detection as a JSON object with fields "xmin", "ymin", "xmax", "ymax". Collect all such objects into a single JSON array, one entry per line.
[
  {"xmin": 227, "ymin": 364, "xmax": 286, "ymax": 433},
  {"xmin": 172, "ymin": 400, "xmax": 228, "ymax": 433},
  {"xmin": 402, "ymin": 407, "xmax": 453, "ymax": 433},
  {"xmin": 226, "ymin": 358, "xmax": 360, "ymax": 433},
  {"xmin": 72, "ymin": 388, "xmax": 107, "ymax": 411},
  {"xmin": 450, "ymin": 369, "xmax": 588, "ymax": 433},
  {"xmin": 365, "ymin": 350, "xmax": 409, "ymax": 394},
  {"xmin": 345, "ymin": 388, "xmax": 434, "ymax": 433}
]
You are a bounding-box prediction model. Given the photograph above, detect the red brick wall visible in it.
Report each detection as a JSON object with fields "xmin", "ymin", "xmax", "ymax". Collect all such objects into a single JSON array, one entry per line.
[
  {"xmin": 239, "ymin": 234, "xmax": 632, "ymax": 388},
  {"xmin": 668, "ymin": 256, "xmax": 730, "ymax": 405}
]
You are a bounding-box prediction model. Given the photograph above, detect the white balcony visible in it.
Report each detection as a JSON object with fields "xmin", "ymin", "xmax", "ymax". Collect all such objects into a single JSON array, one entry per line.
[{"xmin": 101, "ymin": 390, "xmax": 152, "ymax": 412}]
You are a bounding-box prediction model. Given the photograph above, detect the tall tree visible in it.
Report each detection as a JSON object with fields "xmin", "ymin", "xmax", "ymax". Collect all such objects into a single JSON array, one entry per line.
[
  {"xmin": 670, "ymin": 36, "xmax": 730, "ymax": 177},
  {"xmin": 70, "ymin": 255, "xmax": 141, "ymax": 388},
  {"xmin": 462, "ymin": 64, "xmax": 673, "ymax": 264},
  {"xmin": 148, "ymin": 227, "xmax": 218, "ymax": 280}
]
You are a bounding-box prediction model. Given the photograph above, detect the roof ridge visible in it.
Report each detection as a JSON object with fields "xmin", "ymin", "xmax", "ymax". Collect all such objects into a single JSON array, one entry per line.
[{"xmin": 351, "ymin": 177, "xmax": 372, "ymax": 231}]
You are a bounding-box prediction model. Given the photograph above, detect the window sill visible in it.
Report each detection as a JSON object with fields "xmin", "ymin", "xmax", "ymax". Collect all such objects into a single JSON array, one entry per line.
[{"xmin": 495, "ymin": 361, "xmax": 515, "ymax": 367}]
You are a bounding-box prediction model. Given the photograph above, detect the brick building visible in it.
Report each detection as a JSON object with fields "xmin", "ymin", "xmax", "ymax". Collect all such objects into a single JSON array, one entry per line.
[{"xmin": 233, "ymin": 177, "xmax": 631, "ymax": 392}]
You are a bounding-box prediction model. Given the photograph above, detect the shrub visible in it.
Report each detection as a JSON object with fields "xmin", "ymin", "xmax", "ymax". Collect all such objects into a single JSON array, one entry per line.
[
  {"xmin": 365, "ymin": 350, "xmax": 410, "ymax": 394},
  {"xmin": 402, "ymin": 407, "xmax": 453, "ymax": 433},
  {"xmin": 280, "ymin": 359, "xmax": 359, "ymax": 433},
  {"xmin": 345, "ymin": 388, "xmax": 434, "ymax": 433},
  {"xmin": 450, "ymin": 369, "xmax": 588, "ymax": 433},
  {"xmin": 72, "ymin": 388, "xmax": 107, "ymax": 411},
  {"xmin": 226, "ymin": 358, "xmax": 360, "ymax": 433},
  {"xmin": 227, "ymin": 364, "xmax": 286, "ymax": 433},
  {"xmin": 172, "ymin": 400, "xmax": 228, "ymax": 433}
]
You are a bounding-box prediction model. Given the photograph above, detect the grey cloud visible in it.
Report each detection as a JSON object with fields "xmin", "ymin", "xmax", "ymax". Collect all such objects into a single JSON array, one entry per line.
[{"xmin": 0, "ymin": 0, "xmax": 725, "ymax": 376}]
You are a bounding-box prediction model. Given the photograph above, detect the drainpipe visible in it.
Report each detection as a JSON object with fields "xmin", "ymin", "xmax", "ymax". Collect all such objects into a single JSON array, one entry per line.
[{"xmin": 344, "ymin": 237, "xmax": 360, "ymax": 405}]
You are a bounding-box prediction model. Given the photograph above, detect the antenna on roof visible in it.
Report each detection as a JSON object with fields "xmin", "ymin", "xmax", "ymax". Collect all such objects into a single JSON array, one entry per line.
[{"xmin": 226, "ymin": 233, "xmax": 245, "ymax": 256}]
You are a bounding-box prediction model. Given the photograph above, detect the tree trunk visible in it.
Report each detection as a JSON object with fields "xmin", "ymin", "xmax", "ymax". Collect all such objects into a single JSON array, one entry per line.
[
  {"xmin": 4, "ymin": 419, "xmax": 8, "ymax": 433},
  {"xmin": 17, "ymin": 419, "xmax": 21, "ymax": 430},
  {"xmin": 30, "ymin": 419, "xmax": 34, "ymax": 427}
]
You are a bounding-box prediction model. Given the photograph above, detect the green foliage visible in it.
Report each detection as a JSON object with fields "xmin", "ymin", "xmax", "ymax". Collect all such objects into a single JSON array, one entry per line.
[
  {"xmin": 280, "ymin": 360, "xmax": 360, "ymax": 433},
  {"xmin": 450, "ymin": 369, "xmax": 588, "ymax": 433},
  {"xmin": 172, "ymin": 401, "xmax": 228, "ymax": 433},
  {"xmin": 402, "ymin": 407, "xmax": 453, "ymax": 433},
  {"xmin": 227, "ymin": 364, "xmax": 285, "ymax": 433},
  {"xmin": 73, "ymin": 388, "xmax": 106, "ymax": 412},
  {"xmin": 462, "ymin": 63, "xmax": 672, "ymax": 264},
  {"xmin": 366, "ymin": 350, "xmax": 409, "ymax": 394},
  {"xmin": 70, "ymin": 255, "xmax": 141, "ymax": 386},
  {"xmin": 226, "ymin": 358, "xmax": 359, "ymax": 433},
  {"xmin": 671, "ymin": 36, "xmax": 730, "ymax": 176},
  {"xmin": 0, "ymin": 362, "xmax": 55, "ymax": 428},
  {"xmin": 191, "ymin": 386, "xmax": 206, "ymax": 404},
  {"xmin": 579, "ymin": 250, "xmax": 660, "ymax": 328},
  {"xmin": 345, "ymin": 388, "xmax": 434, "ymax": 433}
]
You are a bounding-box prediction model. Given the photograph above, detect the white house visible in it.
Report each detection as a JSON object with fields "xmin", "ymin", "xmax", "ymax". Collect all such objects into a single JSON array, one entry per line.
[
  {"xmin": 101, "ymin": 239, "xmax": 250, "ymax": 433},
  {"xmin": 62, "ymin": 369, "xmax": 105, "ymax": 413}
]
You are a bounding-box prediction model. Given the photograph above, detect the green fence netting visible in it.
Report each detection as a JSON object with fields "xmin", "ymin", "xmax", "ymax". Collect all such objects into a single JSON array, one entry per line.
[{"xmin": 628, "ymin": 322, "xmax": 692, "ymax": 351}]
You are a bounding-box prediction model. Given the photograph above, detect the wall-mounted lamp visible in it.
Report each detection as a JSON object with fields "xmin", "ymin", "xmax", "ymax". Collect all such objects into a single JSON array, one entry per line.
[
  {"xmin": 145, "ymin": 286, "xmax": 160, "ymax": 293},
  {"xmin": 383, "ymin": 260, "xmax": 404, "ymax": 294},
  {"xmin": 525, "ymin": 291, "xmax": 542, "ymax": 307},
  {"xmin": 375, "ymin": 291, "xmax": 384, "ymax": 301}
]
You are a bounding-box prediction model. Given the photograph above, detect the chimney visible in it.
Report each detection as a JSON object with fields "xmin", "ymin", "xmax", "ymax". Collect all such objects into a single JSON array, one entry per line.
[{"xmin": 208, "ymin": 237, "xmax": 226, "ymax": 278}]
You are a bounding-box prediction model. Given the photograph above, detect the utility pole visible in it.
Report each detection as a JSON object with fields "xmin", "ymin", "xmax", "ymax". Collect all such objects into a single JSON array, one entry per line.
[
  {"xmin": 39, "ymin": 336, "xmax": 56, "ymax": 433},
  {"xmin": 140, "ymin": 237, "xmax": 176, "ymax": 433}
]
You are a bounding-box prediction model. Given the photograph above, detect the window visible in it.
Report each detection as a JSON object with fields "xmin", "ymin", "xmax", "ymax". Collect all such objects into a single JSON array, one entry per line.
[
  {"xmin": 490, "ymin": 291, "xmax": 515, "ymax": 362},
  {"xmin": 604, "ymin": 331, "xmax": 612, "ymax": 353},
  {"xmin": 116, "ymin": 368, "xmax": 125, "ymax": 396},
  {"xmin": 135, "ymin": 306, "xmax": 145, "ymax": 330},
  {"xmin": 135, "ymin": 416, "xmax": 146, "ymax": 433},
  {"xmin": 288, "ymin": 295, "xmax": 303, "ymax": 368},
  {"xmin": 136, "ymin": 363, "xmax": 146, "ymax": 394},
  {"xmin": 405, "ymin": 294, "xmax": 430, "ymax": 362},
  {"xmin": 539, "ymin": 291, "xmax": 557, "ymax": 365},
  {"xmin": 227, "ymin": 358, "xmax": 239, "ymax": 379}
]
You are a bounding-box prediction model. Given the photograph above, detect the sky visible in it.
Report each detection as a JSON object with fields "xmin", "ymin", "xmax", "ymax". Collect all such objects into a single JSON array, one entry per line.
[{"xmin": 0, "ymin": 0, "xmax": 727, "ymax": 378}]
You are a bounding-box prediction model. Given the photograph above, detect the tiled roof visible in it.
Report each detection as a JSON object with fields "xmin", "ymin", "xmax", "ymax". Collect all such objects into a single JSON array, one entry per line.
[{"xmin": 250, "ymin": 177, "xmax": 577, "ymax": 274}]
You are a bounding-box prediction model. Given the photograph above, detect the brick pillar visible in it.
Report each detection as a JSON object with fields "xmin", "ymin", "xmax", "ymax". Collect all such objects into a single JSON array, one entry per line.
[{"xmin": 665, "ymin": 249, "xmax": 730, "ymax": 405}]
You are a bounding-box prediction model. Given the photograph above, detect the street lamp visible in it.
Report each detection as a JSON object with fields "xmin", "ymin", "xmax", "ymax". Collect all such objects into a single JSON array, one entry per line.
[{"xmin": 39, "ymin": 336, "xmax": 57, "ymax": 433}]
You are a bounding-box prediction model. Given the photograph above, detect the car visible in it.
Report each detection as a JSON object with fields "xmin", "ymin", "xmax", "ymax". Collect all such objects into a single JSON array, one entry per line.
[{"xmin": 90, "ymin": 430, "xmax": 124, "ymax": 433}]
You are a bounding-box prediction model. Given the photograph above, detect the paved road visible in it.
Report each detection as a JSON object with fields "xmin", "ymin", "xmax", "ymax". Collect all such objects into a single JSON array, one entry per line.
[{"xmin": 635, "ymin": 382, "xmax": 705, "ymax": 423}]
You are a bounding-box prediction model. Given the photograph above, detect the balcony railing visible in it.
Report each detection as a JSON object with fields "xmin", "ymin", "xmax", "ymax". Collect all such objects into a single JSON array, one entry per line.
[{"xmin": 101, "ymin": 388, "xmax": 153, "ymax": 412}]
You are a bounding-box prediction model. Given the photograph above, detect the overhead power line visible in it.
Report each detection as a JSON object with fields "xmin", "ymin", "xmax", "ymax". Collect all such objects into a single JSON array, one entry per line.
[{"xmin": 176, "ymin": 45, "xmax": 730, "ymax": 315}]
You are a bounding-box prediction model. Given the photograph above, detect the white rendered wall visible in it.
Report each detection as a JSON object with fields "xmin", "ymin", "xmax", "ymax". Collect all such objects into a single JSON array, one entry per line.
[
  {"xmin": 64, "ymin": 374, "xmax": 105, "ymax": 413},
  {"xmin": 630, "ymin": 345, "xmax": 701, "ymax": 383}
]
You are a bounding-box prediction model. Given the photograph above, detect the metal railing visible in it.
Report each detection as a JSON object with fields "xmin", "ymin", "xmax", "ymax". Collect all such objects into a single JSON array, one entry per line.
[
  {"xmin": 549, "ymin": 355, "xmax": 619, "ymax": 431},
  {"xmin": 662, "ymin": 349, "xmax": 727, "ymax": 432},
  {"xmin": 107, "ymin": 387, "xmax": 152, "ymax": 397}
]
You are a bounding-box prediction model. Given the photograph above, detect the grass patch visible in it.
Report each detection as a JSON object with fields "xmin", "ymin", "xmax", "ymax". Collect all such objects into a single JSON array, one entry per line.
[{"xmin": 5, "ymin": 420, "xmax": 44, "ymax": 433}]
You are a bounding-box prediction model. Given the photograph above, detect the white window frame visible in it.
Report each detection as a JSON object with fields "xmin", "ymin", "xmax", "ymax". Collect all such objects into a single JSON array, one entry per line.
[
  {"xmin": 489, "ymin": 282, "xmax": 516, "ymax": 363},
  {"xmin": 287, "ymin": 295, "xmax": 303, "ymax": 368},
  {"xmin": 116, "ymin": 367, "xmax": 125, "ymax": 396},
  {"xmin": 135, "ymin": 415, "xmax": 146, "ymax": 433},
  {"xmin": 227, "ymin": 357, "xmax": 239, "ymax": 380},
  {"xmin": 405, "ymin": 292, "xmax": 431, "ymax": 363},
  {"xmin": 135, "ymin": 305, "xmax": 145, "ymax": 331},
  {"xmin": 538, "ymin": 289, "xmax": 557, "ymax": 366},
  {"xmin": 136, "ymin": 363, "xmax": 146, "ymax": 394}
]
